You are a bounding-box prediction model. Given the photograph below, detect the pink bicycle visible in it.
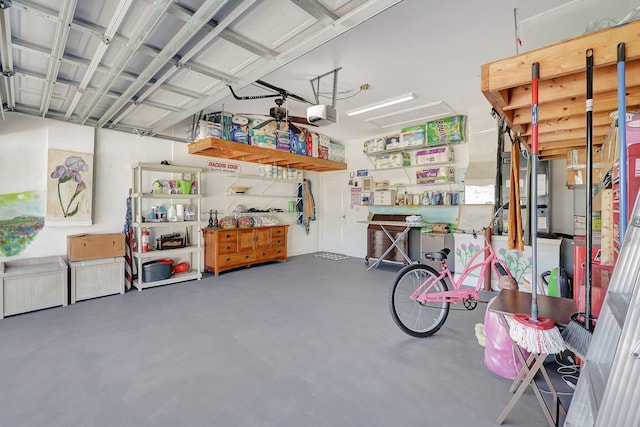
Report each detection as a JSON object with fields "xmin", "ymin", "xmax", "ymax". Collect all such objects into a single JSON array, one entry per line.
[{"xmin": 389, "ymin": 227, "xmax": 512, "ymax": 337}]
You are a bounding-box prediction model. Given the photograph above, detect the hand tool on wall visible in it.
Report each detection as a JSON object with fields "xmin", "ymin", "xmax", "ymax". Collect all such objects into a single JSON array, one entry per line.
[
  {"xmin": 563, "ymin": 48, "xmax": 596, "ymax": 359},
  {"xmin": 509, "ymin": 62, "xmax": 565, "ymax": 355},
  {"xmin": 618, "ymin": 42, "xmax": 628, "ymax": 241}
]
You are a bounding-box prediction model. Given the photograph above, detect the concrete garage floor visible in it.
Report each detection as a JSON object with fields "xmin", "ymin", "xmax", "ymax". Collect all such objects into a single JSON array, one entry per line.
[{"xmin": 0, "ymin": 254, "xmax": 574, "ymax": 426}]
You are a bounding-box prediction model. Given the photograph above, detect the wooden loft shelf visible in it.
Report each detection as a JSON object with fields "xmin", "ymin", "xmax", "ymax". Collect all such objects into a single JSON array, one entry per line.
[
  {"xmin": 481, "ymin": 19, "xmax": 640, "ymax": 161},
  {"xmin": 188, "ymin": 137, "xmax": 347, "ymax": 172}
]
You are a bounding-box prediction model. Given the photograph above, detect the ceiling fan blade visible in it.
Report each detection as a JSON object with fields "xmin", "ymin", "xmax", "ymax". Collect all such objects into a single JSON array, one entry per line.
[
  {"xmin": 288, "ymin": 122, "xmax": 302, "ymax": 135},
  {"xmin": 253, "ymin": 119, "xmax": 274, "ymax": 130},
  {"xmin": 288, "ymin": 115, "xmax": 317, "ymax": 127}
]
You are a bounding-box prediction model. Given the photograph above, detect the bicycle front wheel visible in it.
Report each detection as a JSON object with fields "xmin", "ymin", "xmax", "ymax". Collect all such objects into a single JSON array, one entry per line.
[{"xmin": 389, "ymin": 263, "xmax": 450, "ymax": 338}]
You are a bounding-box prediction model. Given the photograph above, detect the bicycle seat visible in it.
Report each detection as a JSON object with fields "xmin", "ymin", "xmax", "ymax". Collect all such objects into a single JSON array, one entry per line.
[{"xmin": 425, "ymin": 248, "xmax": 450, "ymax": 262}]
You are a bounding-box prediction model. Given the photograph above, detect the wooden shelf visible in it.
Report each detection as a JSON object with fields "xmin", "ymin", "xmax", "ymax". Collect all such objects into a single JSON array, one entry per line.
[
  {"xmin": 188, "ymin": 138, "xmax": 347, "ymax": 172},
  {"xmin": 481, "ymin": 20, "xmax": 640, "ymax": 161}
]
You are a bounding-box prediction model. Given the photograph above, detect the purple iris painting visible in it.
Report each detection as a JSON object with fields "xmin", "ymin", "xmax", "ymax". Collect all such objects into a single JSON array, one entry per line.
[{"xmin": 46, "ymin": 150, "xmax": 93, "ymax": 223}]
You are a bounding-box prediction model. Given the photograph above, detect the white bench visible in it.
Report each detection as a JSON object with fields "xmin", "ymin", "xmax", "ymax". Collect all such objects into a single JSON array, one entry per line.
[
  {"xmin": 0, "ymin": 256, "xmax": 68, "ymax": 319},
  {"xmin": 69, "ymin": 257, "xmax": 125, "ymax": 303}
]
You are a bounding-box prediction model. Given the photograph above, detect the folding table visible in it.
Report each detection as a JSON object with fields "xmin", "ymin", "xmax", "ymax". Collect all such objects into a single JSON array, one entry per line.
[{"xmin": 488, "ymin": 289, "xmax": 576, "ymax": 427}]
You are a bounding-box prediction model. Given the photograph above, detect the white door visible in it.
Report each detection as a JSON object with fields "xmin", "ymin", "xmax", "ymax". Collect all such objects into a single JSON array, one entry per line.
[{"xmin": 321, "ymin": 171, "xmax": 348, "ymax": 253}]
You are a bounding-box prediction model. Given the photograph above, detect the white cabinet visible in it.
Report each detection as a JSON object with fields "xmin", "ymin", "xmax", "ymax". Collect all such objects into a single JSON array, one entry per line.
[{"xmin": 131, "ymin": 163, "xmax": 203, "ymax": 290}]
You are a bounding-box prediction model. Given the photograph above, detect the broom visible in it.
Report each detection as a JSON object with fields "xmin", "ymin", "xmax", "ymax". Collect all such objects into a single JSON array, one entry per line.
[
  {"xmin": 562, "ymin": 48, "xmax": 598, "ymax": 359},
  {"xmin": 509, "ymin": 62, "xmax": 565, "ymax": 355}
]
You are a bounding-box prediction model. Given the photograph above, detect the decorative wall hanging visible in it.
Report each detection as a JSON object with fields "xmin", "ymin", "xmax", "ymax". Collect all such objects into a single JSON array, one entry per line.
[
  {"xmin": 0, "ymin": 191, "xmax": 45, "ymax": 256},
  {"xmin": 46, "ymin": 149, "xmax": 93, "ymax": 226}
]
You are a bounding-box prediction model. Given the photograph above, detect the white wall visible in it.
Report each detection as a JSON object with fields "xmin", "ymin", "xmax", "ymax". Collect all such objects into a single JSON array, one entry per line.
[
  {"xmin": 0, "ymin": 113, "xmax": 320, "ymax": 262},
  {"xmin": 319, "ymin": 103, "xmax": 576, "ymax": 260},
  {"xmin": 332, "ymin": 107, "xmax": 479, "ymax": 258},
  {"xmin": 1, "ymin": 111, "xmax": 576, "ymax": 263}
]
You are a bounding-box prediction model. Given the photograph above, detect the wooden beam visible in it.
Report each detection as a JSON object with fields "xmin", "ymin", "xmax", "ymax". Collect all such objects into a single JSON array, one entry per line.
[
  {"xmin": 512, "ymin": 89, "xmax": 640, "ymax": 125},
  {"xmin": 483, "ymin": 19, "xmax": 640, "ymax": 92},
  {"xmin": 537, "ymin": 125, "xmax": 609, "ymax": 143},
  {"xmin": 540, "ymin": 152, "xmax": 569, "ymax": 161},
  {"xmin": 505, "ymin": 60, "xmax": 640, "ymax": 110},
  {"xmin": 188, "ymin": 137, "xmax": 347, "ymax": 172},
  {"xmin": 521, "ymin": 112, "xmax": 612, "ymax": 136},
  {"xmin": 539, "ymin": 138, "xmax": 593, "ymax": 151}
]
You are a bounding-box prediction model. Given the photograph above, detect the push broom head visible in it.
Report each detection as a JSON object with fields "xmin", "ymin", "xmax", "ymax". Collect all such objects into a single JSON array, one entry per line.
[
  {"xmin": 561, "ymin": 313, "xmax": 593, "ymax": 359},
  {"xmin": 510, "ymin": 314, "xmax": 566, "ymax": 355}
]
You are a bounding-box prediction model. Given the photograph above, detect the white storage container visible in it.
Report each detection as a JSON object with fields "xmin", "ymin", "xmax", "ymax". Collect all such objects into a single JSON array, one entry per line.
[
  {"xmin": 0, "ymin": 256, "xmax": 68, "ymax": 318},
  {"xmin": 373, "ymin": 189, "xmax": 396, "ymax": 206},
  {"xmin": 69, "ymin": 257, "xmax": 125, "ymax": 303}
]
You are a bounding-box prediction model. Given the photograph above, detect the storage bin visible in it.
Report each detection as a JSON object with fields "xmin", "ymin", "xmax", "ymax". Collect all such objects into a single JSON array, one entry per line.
[
  {"xmin": 0, "ymin": 256, "xmax": 68, "ymax": 318},
  {"xmin": 142, "ymin": 260, "xmax": 173, "ymax": 282},
  {"xmin": 69, "ymin": 257, "xmax": 125, "ymax": 303}
]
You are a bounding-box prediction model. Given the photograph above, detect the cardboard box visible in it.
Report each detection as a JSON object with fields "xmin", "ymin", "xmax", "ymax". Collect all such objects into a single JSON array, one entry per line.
[
  {"xmin": 67, "ymin": 233, "xmax": 125, "ymax": 262},
  {"xmin": 566, "ymin": 167, "xmax": 602, "ymax": 186}
]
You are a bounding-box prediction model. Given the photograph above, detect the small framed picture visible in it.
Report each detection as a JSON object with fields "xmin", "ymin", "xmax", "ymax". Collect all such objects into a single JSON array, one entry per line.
[{"xmin": 362, "ymin": 176, "xmax": 372, "ymax": 192}]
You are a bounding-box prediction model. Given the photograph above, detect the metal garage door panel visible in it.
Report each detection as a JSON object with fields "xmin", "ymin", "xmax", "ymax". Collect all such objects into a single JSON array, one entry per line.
[
  {"xmin": 190, "ymin": 38, "xmax": 259, "ymax": 75},
  {"xmin": 229, "ymin": 0, "xmax": 317, "ymax": 50}
]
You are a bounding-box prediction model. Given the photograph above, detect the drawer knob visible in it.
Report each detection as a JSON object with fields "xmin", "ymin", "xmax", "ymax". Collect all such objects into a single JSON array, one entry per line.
[
  {"xmin": 226, "ymin": 245, "xmax": 231, "ymax": 250},
  {"xmin": 226, "ymin": 258, "xmax": 231, "ymax": 262}
]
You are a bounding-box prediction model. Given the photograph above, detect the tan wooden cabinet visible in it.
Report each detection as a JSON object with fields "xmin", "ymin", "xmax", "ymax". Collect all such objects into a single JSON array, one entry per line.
[{"xmin": 203, "ymin": 225, "xmax": 288, "ymax": 276}]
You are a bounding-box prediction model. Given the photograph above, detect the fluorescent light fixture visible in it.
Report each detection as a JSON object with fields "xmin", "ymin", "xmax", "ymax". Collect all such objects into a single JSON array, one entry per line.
[{"xmin": 346, "ymin": 92, "xmax": 415, "ymax": 116}]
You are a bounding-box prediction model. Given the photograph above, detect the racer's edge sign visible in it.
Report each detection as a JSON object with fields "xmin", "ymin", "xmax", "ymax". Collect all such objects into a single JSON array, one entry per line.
[{"xmin": 205, "ymin": 160, "xmax": 240, "ymax": 175}]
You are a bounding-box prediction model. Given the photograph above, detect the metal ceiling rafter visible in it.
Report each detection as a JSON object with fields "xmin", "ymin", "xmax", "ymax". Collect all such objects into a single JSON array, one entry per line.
[
  {"xmin": 39, "ymin": 0, "xmax": 78, "ymax": 117},
  {"xmin": 10, "ymin": 0, "xmax": 57, "ymax": 21},
  {"xmin": 0, "ymin": 1, "xmax": 15, "ymax": 112},
  {"xmin": 11, "ymin": 37, "xmax": 206, "ymax": 102},
  {"xmin": 101, "ymin": 0, "xmax": 246, "ymax": 128},
  {"xmin": 171, "ymin": 58, "xmax": 235, "ymax": 82},
  {"xmin": 218, "ymin": 30, "xmax": 277, "ymax": 59},
  {"xmin": 168, "ymin": 1, "xmax": 276, "ymax": 59},
  {"xmin": 288, "ymin": 0, "xmax": 339, "ymax": 24},
  {"xmin": 71, "ymin": 16, "xmax": 163, "ymax": 59},
  {"xmin": 64, "ymin": 0, "xmax": 133, "ymax": 119},
  {"xmin": 77, "ymin": 0, "xmax": 175, "ymax": 125},
  {"xmin": 151, "ymin": 0, "xmax": 404, "ymax": 136}
]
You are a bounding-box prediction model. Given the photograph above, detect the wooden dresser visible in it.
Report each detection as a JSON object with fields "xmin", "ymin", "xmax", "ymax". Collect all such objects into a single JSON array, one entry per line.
[{"xmin": 203, "ymin": 225, "xmax": 288, "ymax": 276}]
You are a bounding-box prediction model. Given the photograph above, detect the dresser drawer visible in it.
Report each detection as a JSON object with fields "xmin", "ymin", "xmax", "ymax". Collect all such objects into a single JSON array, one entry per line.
[
  {"xmin": 271, "ymin": 236, "xmax": 286, "ymax": 247},
  {"xmin": 217, "ymin": 231, "xmax": 237, "ymax": 242},
  {"xmin": 256, "ymin": 247, "xmax": 286, "ymax": 261},
  {"xmin": 217, "ymin": 240, "xmax": 237, "ymax": 254},
  {"xmin": 218, "ymin": 252, "xmax": 256, "ymax": 267},
  {"xmin": 271, "ymin": 226, "xmax": 286, "ymax": 237}
]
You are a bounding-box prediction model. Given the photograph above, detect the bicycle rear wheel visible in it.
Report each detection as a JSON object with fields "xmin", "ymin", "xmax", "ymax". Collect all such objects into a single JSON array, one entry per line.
[{"xmin": 389, "ymin": 263, "xmax": 450, "ymax": 338}]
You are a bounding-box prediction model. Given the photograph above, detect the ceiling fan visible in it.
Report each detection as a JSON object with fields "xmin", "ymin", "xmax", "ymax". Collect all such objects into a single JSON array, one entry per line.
[{"xmin": 228, "ymin": 80, "xmax": 316, "ymax": 134}]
